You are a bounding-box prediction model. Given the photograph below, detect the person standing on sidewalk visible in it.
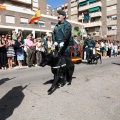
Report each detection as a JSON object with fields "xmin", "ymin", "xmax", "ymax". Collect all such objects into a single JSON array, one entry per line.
[
  {"xmin": 25, "ymin": 34, "xmax": 36, "ymax": 67},
  {"xmin": 15, "ymin": 36, "xmax": 24, "ymax": 69},
  {"xmin": 6, "ymin": 35, "xmax": 15, "ymax": 69},
  {"xmin": 0, "ymin": 35, "xmax": 7, "ymax": 70}
]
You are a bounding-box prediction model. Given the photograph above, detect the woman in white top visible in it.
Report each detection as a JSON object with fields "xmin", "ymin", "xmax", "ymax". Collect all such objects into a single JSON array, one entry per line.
[
  {"xmin": 47, "ymin": 36, "xmax": 53, "ymax": 53},
  {"xmin": 36, "ymin": 37, "xmax": 45, "ymax": 66},
  {"xmin": 113, "ymin": 43, "xmax": 118, "ymax": 57}
]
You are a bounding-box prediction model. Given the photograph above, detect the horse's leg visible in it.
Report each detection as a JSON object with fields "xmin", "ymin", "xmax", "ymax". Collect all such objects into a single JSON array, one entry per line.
[
  {"xmin": 60, "ymin": 73, "xmax": 66, "ymax": 87},
  {"xmin": 99, "ymin": 55, "xmax": 102, "ymax": 64},
  {"xmin": 48, "ymin": 70, "xmax": 60, "ymax": 92},
  {"xmin": 67, "ymin": 66, "xmax": 74, "ymax": 85}
]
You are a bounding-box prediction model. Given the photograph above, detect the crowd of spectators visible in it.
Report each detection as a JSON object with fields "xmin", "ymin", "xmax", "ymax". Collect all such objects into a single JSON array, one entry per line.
[
  {"xmin": 0, "ymin": 30, "xmax": 54, "ymax": 70},
  {"xmin": 0, "ymin": 30, "xmax": 120, "ymax": 70},
  {"xmin": 95, "ymin": 40, "xmax": 119, "ymax": 57}
]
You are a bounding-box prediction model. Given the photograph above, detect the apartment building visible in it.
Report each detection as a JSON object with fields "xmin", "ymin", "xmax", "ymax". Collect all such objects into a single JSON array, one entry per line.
[
  {"xmin": 0, "ymin": 0, "xmax": 82, "ymax": 38},
  {"xmin": 53, "ymin": 0, "xmax": 120, "ymax": 40}
]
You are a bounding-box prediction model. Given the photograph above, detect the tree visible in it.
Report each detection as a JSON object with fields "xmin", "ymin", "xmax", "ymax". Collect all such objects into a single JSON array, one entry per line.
[{"xmin": 72, "ymin": 26, "xmax": 81, "ymax": 37}]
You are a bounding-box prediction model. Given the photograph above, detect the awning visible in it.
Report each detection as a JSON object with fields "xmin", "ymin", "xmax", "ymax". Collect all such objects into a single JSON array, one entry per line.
[
  {"xmin": 89, "ymin": 0, "xmax": 97, "ymax": 3},
  {"xmin": 89, "ymin": 6, "xmax": 101, "ymax": 12},
  {"xmin": 79, "ymin": 1, "xmax": 88, "ymax": 6}
]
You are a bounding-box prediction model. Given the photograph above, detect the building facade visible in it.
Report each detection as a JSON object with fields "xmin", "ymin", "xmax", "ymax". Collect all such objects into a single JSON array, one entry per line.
[
  {"xmin": 0, "ymin": 0, "xmax": 82, "ymax": 38},
  {"xmin": 52, "ymin": 0, "xmax": 119, "ymax": 40}
]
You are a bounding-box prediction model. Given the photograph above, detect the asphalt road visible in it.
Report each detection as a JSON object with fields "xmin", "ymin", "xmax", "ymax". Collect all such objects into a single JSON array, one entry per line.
[{"xmin": 0, "ymin": 56, "xmax": 120, "ymax": 120}]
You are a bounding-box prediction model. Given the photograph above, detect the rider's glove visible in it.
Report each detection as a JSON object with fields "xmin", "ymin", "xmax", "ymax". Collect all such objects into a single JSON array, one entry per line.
[
  {"xmin": 54, "ymin": 42, "xmax": 58, "ymax": 46},
  {"xmin": 60, "ymin": 42, "xmax": 64, "ymax": 47}
]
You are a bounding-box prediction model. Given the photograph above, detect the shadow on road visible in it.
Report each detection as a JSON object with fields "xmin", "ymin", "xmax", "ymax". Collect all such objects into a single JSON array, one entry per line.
[
  {"xmin": 0, "ymin": 77, "xmax": 16, "ymax": 85},
  {"xmin": 0, "ymin": 85, "xmax": 29, "ymax": 120},
  {"xmin": 112, "ymin": 62, "xmax": 120, "ymax": 66},
  {"xmin": 43, "ymin": 79, "xmax": 54, "ymax": 85},
  {"xmin": 43, "ymin": 77, "xmax": 76, "ymax": 95}
]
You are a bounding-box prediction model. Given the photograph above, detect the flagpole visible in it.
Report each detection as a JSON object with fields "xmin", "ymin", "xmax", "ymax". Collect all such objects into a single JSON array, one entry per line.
[{"xmin": 82, "ymin": 13, "xmax": 84, "ymax": 40}]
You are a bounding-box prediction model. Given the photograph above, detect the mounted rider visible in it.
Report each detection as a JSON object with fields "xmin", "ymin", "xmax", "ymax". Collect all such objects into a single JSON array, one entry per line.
[
  {"xmin": 84, "ymin": 34, "xmax": 95, "ymax": 63},
  {"xmin": 52, "ymin": 9, "xmax": 72, "ymax": 57}
]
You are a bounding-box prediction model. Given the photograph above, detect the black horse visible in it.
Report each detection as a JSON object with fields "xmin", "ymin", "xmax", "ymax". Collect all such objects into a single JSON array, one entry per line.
[
  {"xmin": 40, "ymin": 50, "xmax": 75, "ymax": 93},
  {"xmin": 91, "ymin": 51, "xmax": 102, "ymax": 64},
  {"xmin": 86, "ymin": 48, "xmax": 102, "ymax": 64}
]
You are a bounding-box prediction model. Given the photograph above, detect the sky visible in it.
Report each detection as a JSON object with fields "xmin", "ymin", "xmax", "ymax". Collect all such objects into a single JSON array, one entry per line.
[{"xmin": 47, "ymin": 0, "xmax": 68, "ymax": 9}]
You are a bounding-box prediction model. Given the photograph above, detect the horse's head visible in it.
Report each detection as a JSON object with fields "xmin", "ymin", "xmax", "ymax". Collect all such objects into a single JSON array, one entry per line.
[{"xmin": 40, "ymin": 50, "xmax": 59, "ymax": 67}]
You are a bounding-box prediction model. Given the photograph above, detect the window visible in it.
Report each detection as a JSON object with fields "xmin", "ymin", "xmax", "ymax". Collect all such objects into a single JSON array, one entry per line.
[
  {"xmin": 33, "ymin": 2, "xmax": 38, "ymax": 8},
  {"xmin": 71, "ymin": 7, "xmax": 77, "ymax": 11},
  {"xmin": 20, "ymin": 18, "xmax": 28, "ymax": 24},
  {"xmin": 71, "ymin": 0, "xmax": 77, "ymax": 3},
  {"xmin": 6, "ymin": 15, "xmax": 15, "ymax": 23},
  {"xmin": 51, "ymin": 22, "xmax": 56, "ymax": 28},
  {"xmin": 107, "ymin": 15, "xmax": 117, "ymax": 21},
  {"xmin": 33, "ymin": 0, "xmax": 38, "ymax": 2},
  {"xmin": 107, "ymin": 25, "xmax": 117, "ymax": 31},
  {"xmin": 34, "ymin": 20, "xmax": 45, "ymax": 27}
]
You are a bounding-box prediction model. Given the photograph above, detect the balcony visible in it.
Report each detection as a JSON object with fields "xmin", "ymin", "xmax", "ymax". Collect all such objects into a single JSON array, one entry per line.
[
  {"xmin": 11, "ymin": 0, "xmax": 31, "ymax": 4},
  {"xmin": 84, "ymin": 21, "xmax": 102, "ymax": 27},
  {"xmin": 5, "ymin": 4, "xmax": 34, "ymax": 15},
  {"xmin": 90, "ymin": 11, "xmax": 102, "ymax": 17},
  {"xmin": 79, "ymin": 0, "xmax": 87, "ymax": 2},
  {"xmin": 107, "ymin": 10, "xmax": 117, "ymax": 16},
  {"xmin": 71, "ymin": 2, "xmax": 78, "ymax": 7},
  {"xmin": 71, "ymin": 10, "xmax": 78, "ymax": 15},
  {"xmin": 93, "ymin": 32, "xmax": 100, "ymax": 37},
  {"xmin": 78, "ymin": 11, "xmax": 102, "ymax": 20},
  {"xmin": 107, "ymin": 30, "xmax": 117, "ymax": 36},
  {"xmin": 107, "ymin": 0, "xmax": 117, "ymax": 6},
  {"xmin": 71, "ymin": 18, "xmax": 78, "ymax": 22},
  {"xmin": 107, "ymin": 20, "xmax": 117, "ymax": 26},
  {"xmin": 79, "ymin": 1, "xmax": 102, "ymax": 11}
]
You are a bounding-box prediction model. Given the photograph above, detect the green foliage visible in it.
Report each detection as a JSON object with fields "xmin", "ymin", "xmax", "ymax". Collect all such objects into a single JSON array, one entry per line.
[
  {"xmin": 72, "ymin": 26, "xmax": 81, "ymax": 37},
  {"xmin": 74, "ymin": 26, "xmax": 79, "ymax": 31}
]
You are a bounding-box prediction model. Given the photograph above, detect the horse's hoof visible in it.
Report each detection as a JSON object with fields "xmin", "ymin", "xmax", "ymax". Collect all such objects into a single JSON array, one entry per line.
[
  {"xmin": 67, "ymin": 83, "xmax": 71, "ymax": 85},
  {"xmin": 47, "ymin": 88, "xmax": 52, "ymax": 92},
  {"xmin": 61, "ymin": 82, "xmax": 66, "ymax": 87}
]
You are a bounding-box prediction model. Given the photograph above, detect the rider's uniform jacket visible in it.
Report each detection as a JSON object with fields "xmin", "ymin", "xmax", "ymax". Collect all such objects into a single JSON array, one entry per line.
[
  {"xmin": 52, "ymin": 19, "xmax": 72, "ymax": 56},
  {"xmin": 52, "ymin": 19, "xmax": 72, "ymax": 44},
  {"xmin": 85, "ymin": 38, "xmax": 95, "ymax": 48}
]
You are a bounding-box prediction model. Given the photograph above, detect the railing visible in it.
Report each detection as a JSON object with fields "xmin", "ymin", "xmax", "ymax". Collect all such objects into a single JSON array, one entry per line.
[
  {"xmin": 78, "ymin": 11, "xmax": 102, "ymax": 20},
  {"xmin": 84, "ymin": 21, "xmax": 102, "ymax": 27},
  {"xmin": 79, "ymin": 1, "xmax": 102, "ymax": 11},
  {"xmin": 107, "ymin": 0, "xmax": 117, "ymax": 6},
  {"xmin": 11, "ymin": 0, "xmax": 31, "ymax": 4},
  {"xmin": 107, "ymin": 10, "xmax": 117, "ymax": 16},
  {"xmin": 107, "ymin": 20, "xmax": 117, "ymax": 26},
  {"xmin": 107, "ymin": 30, "xmax": 117, "ymax": 36}
]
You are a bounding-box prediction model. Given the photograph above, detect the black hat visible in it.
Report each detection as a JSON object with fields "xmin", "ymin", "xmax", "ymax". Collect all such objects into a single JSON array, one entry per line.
[{"xmin": 57, "ymin": 9, "xmax": 66, "ymax": 16}]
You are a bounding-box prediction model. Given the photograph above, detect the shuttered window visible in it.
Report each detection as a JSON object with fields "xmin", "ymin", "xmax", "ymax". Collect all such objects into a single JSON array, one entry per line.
[
  {"xmin": 20, "ymin": 18, "xmax": 28, "ymax": 24},
  {"xmin": 6, "ymin": 15, "xmax": 15, "ymax": 23}
]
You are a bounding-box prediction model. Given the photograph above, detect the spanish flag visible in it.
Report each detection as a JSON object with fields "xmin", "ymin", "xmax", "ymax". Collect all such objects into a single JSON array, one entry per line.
[{"xmin": 29, "ymin": 8, "xmax": 40, "ymax": 24}]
